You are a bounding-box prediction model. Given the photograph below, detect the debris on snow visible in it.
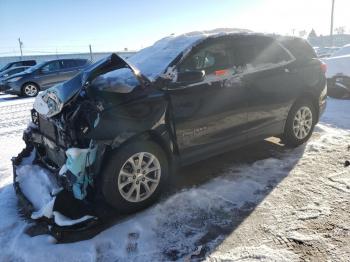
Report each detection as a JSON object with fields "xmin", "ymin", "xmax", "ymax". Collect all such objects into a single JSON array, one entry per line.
[{"xmin": 52, "ymin": 212, "xmax": 95, "ymax": 227}]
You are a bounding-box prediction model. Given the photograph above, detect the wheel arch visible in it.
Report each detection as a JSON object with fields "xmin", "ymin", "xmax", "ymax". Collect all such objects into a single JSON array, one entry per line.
[
  {"xmin": 104, "ymin": 129, "xmax": 178, "ymax": 173},
  {"xmin": 294, "ymin": 91, "xmax": 320, "ymax": 120},
  {"xmin": 282, "ymin": 91, "xmax": 319, "ymax": 136}
]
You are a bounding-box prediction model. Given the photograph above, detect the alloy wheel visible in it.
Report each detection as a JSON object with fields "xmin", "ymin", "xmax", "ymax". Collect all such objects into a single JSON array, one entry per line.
[
  {"xmin": 292, "ymin": 106, "xmax": 313, "ymax": 140},
  {"xmin": 24, "ymin": 84, "xmax": 38, "ymax": 97},
  {"xmin": 118, "ymin": 152, "xmax": 161, "ymax": 203}
]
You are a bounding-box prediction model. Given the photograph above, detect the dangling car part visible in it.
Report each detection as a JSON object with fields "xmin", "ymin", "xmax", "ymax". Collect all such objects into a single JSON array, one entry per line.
[
  {"xmin": 327, "ymin": 75, "xmax": 350, "ymax": 99},
  {"xmin": 13, "ymin": 30, "xmax": 327, "ymax": 232}
]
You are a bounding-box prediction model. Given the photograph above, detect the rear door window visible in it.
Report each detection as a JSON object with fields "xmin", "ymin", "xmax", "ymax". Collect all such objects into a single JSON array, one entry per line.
[
  {"xmin": 9, "ymin": 62, "xmax": 23, "ymax": 68},
  {"xmin": 41, "ymin": 61, "xmax": 61, "ymax": 73},
  {"xmin": 230, "ymin": 36, "xmax": 293, "ymax": 73},
  {"xmin": 61, "ymin": 60, "xmax": 77, "ymax": 70}
]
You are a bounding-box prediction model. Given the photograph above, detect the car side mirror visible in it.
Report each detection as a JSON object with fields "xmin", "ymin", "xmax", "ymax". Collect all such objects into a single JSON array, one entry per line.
[{"xmin": 177, "ymin": 70, "xmax": 205, "ymax": 84}]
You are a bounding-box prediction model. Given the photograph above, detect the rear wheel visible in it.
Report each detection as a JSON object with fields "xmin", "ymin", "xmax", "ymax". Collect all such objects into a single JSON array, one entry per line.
[
  {"xmin": 101, "ymin": 140, "xmax": 169, "ymax": 213},
  {"xmin": 282, "ymin": 99, "xmax": 317, "ymax": 148},
  {"xmin": 22, "ymin": 83, "xmax": 39, "ymax": 97}
]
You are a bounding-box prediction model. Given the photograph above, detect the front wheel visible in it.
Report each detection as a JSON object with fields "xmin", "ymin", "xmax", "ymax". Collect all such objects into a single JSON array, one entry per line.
[
  {"xmin": 22, "ymin": 83, "xmax": 39, "ymax": 97},
  {"xmin": 282, "ymin": 99, "xmax": 317, "ymax": 148},
  {"xmin": 101, "ymin": 140, "xmax": 169, "ymax": 213}
]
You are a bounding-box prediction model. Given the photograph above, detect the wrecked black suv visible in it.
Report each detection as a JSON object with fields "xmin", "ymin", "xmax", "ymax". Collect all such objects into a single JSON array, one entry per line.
[{"xmin": 14, "ymin": 29, "xmax": 327, "ymax": 222}]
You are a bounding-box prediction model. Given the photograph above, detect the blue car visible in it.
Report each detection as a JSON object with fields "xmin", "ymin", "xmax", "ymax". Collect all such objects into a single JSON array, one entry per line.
[
  {"xmin": 0, "ymin": 66, "xmax": 30, "ymax": 80},
  {"xmin": 0, "ymin": 58, "xmax": 91, "ymax": 97}
]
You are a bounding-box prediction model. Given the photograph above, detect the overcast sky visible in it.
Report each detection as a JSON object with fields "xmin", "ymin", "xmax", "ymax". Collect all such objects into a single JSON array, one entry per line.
[{"xmin": 0, "ymin": 0, "xmax": 349, "ymax": 55}]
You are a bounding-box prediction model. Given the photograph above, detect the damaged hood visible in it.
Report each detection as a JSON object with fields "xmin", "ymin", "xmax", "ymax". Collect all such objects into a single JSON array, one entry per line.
[{"xmin": 34, "ymin": 54, "xmax": 150, "ymax": 118}]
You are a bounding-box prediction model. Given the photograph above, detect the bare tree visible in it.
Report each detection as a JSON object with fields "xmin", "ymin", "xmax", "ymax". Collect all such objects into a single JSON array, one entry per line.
[
  {"xmin": 335, "ymin": 26, "xmax": 346, "ymax": 34},
  {"xmin": 308, "ymin": 29, "xmax": 317, "ymax": 38}
]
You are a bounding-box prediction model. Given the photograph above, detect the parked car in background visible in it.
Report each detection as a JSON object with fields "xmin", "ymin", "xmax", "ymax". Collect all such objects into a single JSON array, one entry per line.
[
  {"xmin": 0, "ymin": 66, "xmax": 30, "ymax": 79},
  {"xmin": 0, "ymin": 60, "xmax": 36, "ymax": 72},
  {"xmin": 315, "ymin": 46, "xmax": 340, "ymax": 58},
  {"xmin": 330, "ymin": 44, "xmax": 350, "ymax": 57},
  {"xmin": 1, "ymin": 58, "xmax": 91, "ymax": 97},
  {"xmin": 16, "ymin": 30, "xmax": 327, "ymax": 216},
  {"xmin": 322, "ymin": 44, "xmax": 350, "ymax": 98}
]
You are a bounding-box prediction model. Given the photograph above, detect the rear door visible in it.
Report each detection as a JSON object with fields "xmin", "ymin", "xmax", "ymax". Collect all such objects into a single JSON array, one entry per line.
[
  {"xmin": 36, "ymin": 60, "xmax": 62, "ymax": 89},
  {"xmin": 167, "ymin": 37, "xmax": 248, "ymax": 162},
  {"xmin": 58, "ymin": 59, "xmax": 81, "ymax": 81},
  {"xmin": 239, "ymin": 36, "xmax": 298, "ymax": 139}
]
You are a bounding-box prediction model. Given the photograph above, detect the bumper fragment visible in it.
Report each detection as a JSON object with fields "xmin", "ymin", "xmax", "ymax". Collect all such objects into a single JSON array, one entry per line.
[{"xmin": 12, "ymin": 142, "xmax": 102, "ymax": 241}]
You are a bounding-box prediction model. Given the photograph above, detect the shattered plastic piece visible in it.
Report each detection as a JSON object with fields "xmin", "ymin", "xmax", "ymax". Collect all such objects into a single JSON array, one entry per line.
[
  {"xmin": 31, "ymin": 197, "xmax": 56, "ymax": 219},
  {"xmin": 65, "ymin": 143, "xmax": 97, "ymax": 200},
  {"xmin": 59, "ymin": 164, "xmax": 68, "ymax": 176},
  {"xmin": 93, "ymin": 113, "xmax": 100, "ymax": 128},
  {"xmin": 53, "ymin": 212, "xmax": 95, "ymax": 227}
]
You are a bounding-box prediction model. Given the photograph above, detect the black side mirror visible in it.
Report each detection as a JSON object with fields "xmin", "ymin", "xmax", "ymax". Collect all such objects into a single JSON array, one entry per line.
[{"xmin": 177, "ymin": 70, "xmax": 205, "ymax": 84}]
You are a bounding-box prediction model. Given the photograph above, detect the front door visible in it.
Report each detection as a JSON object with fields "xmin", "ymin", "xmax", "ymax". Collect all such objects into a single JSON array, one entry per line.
[{"xmin": 167, "ymin": 37, "xmax": 248, "ymax": 162}]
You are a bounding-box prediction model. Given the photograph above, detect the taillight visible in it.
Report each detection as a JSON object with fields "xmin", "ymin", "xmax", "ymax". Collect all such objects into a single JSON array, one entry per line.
[{"xmin": 320, "ymin": 62, "xmax": 327, "ymax": 74}]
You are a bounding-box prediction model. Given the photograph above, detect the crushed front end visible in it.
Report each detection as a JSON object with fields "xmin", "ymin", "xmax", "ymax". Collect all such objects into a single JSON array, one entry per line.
[
  {"xmin": 12, "ymin": 54, "xmax": 152, "ymax": 234},
  {"xmin": 12, "ymin": 89, "xmax": 106, "ymax": 232}
]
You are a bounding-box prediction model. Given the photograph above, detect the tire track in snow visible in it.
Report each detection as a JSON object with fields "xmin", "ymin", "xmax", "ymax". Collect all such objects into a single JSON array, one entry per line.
[{"xmin": 0, "ymin": 102, "xmax": 32, "ymax": 137}]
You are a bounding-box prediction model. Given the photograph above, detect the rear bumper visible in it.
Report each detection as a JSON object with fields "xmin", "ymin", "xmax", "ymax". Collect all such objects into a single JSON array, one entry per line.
[
  {"xmin": 319, "ymin": 98, "xmax": 327, "ymax": 120},
  {"xmin": 318, "ymin": 82, "xmax": 327, "ymax": 120}
]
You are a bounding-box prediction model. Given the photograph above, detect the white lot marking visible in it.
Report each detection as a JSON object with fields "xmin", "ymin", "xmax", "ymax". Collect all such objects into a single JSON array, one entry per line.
[{"xmin": 0, "ymin": 97, "xmax": 349, "ymax": 261}]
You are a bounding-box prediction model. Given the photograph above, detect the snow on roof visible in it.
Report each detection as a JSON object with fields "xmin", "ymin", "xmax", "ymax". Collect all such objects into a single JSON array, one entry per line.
[{"xmin": 128, "ymin": 28, "xmax": 251, "ymax": 81}]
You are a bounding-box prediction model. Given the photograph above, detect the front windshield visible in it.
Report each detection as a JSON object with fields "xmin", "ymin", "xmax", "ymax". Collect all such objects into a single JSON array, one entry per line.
[
  {"xmin": 126, "ymin": 34, "xmax": 206, "ymax": 81},
  {"xmin": 24, "ymin": 61, "xmax": 46, "ymax": 73}
]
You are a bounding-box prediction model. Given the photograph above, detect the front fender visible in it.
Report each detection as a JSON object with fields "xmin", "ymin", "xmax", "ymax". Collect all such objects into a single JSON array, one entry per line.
[{"xmin": 86, "ymin": 93, "xmax": 177, "ymax": 153}]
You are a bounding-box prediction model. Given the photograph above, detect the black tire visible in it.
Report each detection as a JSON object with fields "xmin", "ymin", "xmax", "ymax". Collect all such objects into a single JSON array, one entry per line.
[
  {"xmin": 101, "ymin": 140, "xmax": 169, "ymax": 213},
  {"xmin": 22, "ymin": 83, "xmax": 39, "ymax": 97},
  {"xmin": 282, "ymin": 98, "xmax": 317, "ymax": 148}
]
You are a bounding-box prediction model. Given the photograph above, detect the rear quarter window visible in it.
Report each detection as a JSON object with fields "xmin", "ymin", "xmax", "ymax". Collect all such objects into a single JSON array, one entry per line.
[{"xmin": 278, "ymin": 38, "xmax": 316, "ymax": 60}]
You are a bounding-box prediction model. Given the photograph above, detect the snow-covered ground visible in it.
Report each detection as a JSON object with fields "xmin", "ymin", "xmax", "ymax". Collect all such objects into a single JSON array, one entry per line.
[{"xmin": 0, "ymin": 94, "xmax": 349, "ymax": 261}]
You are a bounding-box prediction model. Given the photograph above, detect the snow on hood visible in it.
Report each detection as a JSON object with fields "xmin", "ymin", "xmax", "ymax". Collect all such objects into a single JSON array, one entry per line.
[
  {"xmin": 127, "ymin": 28, "xmax": 250, "ymax": 81},
  {"xmin": 322, "ymin": 54, "xmax": 350, "ymax": 78}
]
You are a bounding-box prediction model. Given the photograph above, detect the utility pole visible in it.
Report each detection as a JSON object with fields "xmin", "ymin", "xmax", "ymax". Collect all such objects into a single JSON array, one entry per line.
[
  {"xmin": 330, "ymin": 0, "xmax": 335, "ymax": 45},
  {"xmin": 18, "ymin": 38, "xmax": 23, "ymax": 60},
  {"xmin": 89, "ymin": 44, "xmax": 93, "ymax": 62}
]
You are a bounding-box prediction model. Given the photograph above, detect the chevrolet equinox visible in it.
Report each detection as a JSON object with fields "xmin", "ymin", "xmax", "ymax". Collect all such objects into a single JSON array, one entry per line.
[{"xmin": 14, "ymin": 29, "xmax": 327, "ymax": 215}]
